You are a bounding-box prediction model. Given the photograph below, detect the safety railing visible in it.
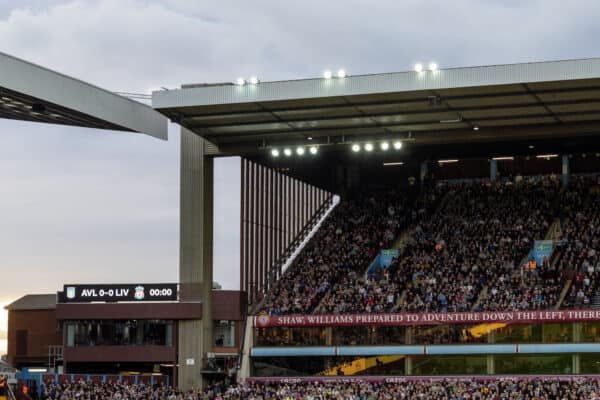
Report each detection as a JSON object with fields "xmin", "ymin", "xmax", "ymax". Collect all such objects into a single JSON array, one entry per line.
[{"xmin": 250, "ymin": 194, "xmax": 338, "ymax": 311}]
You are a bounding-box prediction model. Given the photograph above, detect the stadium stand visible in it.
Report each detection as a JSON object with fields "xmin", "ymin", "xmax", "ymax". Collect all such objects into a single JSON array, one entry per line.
[
  {"xmin": 262, "ymin": 174, "xmax": 600, "ymax": 316},
  {"xmin": 465, "ymin": 178, "xmax": 562, "ymax": 312},
  {"xmin": 317, "ymin": 184, "xmax": 444, "ymax": 315},
  {"xmin": 262, "ymin": 187, "xmax": 420, "ymax": 315},
  {"xmin": 398, "ymin": 179, "xmax": 558, "ymax": 313},
  {"xmin": 39, "ymin": 378, "xmax": 600, "ymax": 399},
  {"xmin": 557, "ymin": 176, "xmax": 600, "ymax": 309}
]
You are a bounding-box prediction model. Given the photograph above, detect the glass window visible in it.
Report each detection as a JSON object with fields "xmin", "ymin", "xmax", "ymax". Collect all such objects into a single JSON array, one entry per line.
[
  {"xmin": 412, "ymin": 325, "xmax": 486, "ymax": 344},
  {"xmin": 494, "ymin": 354, "xmax": 572, "ymax": 374},
  {"xmin": 252, "ymin": 356, "xmax": 405, "ymax": 377},
  {"xmin": 373, "ymin": 326, "xmax": 406, "ymax": 345},
  {"xmin": 411, "ymin": 355, "xmax": 486, "ymax": 375},
  {"xmin": 581, "ymin": 323, "xmax": 600, "ymax": 343},
  {"xmin": 253, "ymin": 322, "xmax": 586, "ymax": 348},
  {"xmin": 492, "ymin": 324, "xmax": 542, "ymax": 343},
  {"xmin": 66, "ymin": 323, "xmax": 75, "ymax": 347},
  {"xmin": 255, "ymin": 327, "xmax": 327, "ymax": 347},
  {"xmin": 332, "ymin": 326, "xmax": 406, "ymax": 346},
  {"xmin": 67, "ymin": 320, "xmax": 173, "ymax": 346},
  {"xmin": 541, "ymin": 323, "xmax": 573, "ymax": 343},
  {"xmin": 580, "ymin": 353, "xmax": 600, "ymax": 373},
  {"xmin": 333, "ymin": 326, "xmax": 370, "ymax": 346},
  {"xmin": 214, "ymin": 321, "xmax": 236, "ymax": 347}
]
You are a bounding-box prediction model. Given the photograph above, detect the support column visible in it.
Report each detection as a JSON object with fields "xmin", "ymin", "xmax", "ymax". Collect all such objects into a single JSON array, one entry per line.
[
  {"xmin": 486, "ymin": 355, "xmax": 495, "ymax": 375},
  {"xmin": 562, "ymin": 154, "xmax": 570, "ymax": 188},
  {"xmin": 490, "ymin": 159, "xmax": 498, "ymax": 182},
  {"xmin": 420, "ymin": 161, "xmax": 428, "ymax": 189},
  {"xmin": 405, "ymin": 327, "xmax": 413, "ymax": 375},
  {"xmin": 405, "ymin": 356, "xmax": 413, "ymax": 376},
  {"xmin": 178, "ymin": 127, "xmax": 214, "ymax": 390}
]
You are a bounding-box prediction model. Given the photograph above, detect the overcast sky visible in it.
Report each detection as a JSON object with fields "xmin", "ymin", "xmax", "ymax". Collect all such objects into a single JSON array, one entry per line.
[{"xmin": 1, "ymin": 0, "xmax": 600, "ymax": 353}]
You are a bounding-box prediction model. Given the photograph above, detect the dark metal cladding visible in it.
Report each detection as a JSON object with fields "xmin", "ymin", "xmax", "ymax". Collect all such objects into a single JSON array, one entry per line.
[{"xmin": 239, "ymin": 158, "xmax": 333, "ymax": 304}]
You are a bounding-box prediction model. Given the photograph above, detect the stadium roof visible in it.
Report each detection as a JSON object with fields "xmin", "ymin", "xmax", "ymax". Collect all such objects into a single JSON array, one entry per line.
[
  {"xmin": 0, "ymin": 52, "xmax": 168, "ymax": 140},
  {"xmin": 4, "ymin": 294, "xmax": 56, "ymax": 311},
  {"xmin": 153, "ymin": 58, "xmax": 600, "ymax": 155}
]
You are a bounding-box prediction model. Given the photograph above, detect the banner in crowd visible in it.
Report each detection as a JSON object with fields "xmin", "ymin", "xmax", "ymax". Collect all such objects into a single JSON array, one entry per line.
[
  {"xmin": 246, "ymin": 375, "xmax": 600, "ymax": 384},
  {"xmin": 379, "ymin": 249, "xmax": 399, "ymax": 267},
  {"xmin": 532, "ymin": 240, "xmax": 554, "ymax": 266},
  {"xmin": 255, "ymin": 309, "xmax": 600, "ymax": 328},
  {"xmin": 367, "ymin": 249, "xmax": 399, "ymax": 274}
]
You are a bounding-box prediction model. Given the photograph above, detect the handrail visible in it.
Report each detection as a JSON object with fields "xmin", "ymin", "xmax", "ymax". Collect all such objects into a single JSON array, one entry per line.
[
  {"xmin": 471, "ymin": 286, "xmax": 488, "ymax": 311},
  {"xmin": 236, "ymin": 304, "xmax": 249, "ymax": 371},
  {"xmin": 556, "ymin": 280, "xmax": 573, "ymax": 310},
  {"xmin": 278, "ymin": 195, "xmax": 336, "ymax": 275},
  {"xmin": 6, "ymin": 383, "xmax": 17, "ymax": 400},
  {"xmin": 251, "ymin": 195, "xmax": 336, "ymax": 310}
]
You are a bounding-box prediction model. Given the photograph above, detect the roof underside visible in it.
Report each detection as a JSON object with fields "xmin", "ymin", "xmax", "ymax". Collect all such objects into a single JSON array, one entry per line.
[
  {"xmin": 153, "ymin": 58, "xmax": 600, "ymax": 155},
  {"xmin": 0, "ymin": 52, "xmax": 168, "ymax": 139}
]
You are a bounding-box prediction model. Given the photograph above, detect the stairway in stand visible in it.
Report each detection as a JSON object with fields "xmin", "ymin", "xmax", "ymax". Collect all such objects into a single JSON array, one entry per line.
[{"xmin": 591, "ymin": 291, "xmax": 600, "ymax": 309}]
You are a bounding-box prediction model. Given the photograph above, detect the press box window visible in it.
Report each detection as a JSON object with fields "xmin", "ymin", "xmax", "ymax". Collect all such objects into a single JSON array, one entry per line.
[{"xmin": 214, "ymin": 321, "xmax": 236, "ymax": 347}]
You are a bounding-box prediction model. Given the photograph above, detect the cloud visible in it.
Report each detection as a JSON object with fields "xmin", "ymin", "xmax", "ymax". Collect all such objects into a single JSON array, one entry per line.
[
  {"xmin": 1, "ymin": 0, "xmax": 599, "ymax": 94},
  {"xmin": 0, "ymin": 0, "xmax": 600, "ymax": 303},
  {"xmin": 0, "ymin": 119, "xmax": 181, "ymax": 299}
]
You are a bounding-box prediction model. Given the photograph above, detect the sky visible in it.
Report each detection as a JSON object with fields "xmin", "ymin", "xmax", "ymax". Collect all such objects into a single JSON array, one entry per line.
[{"xmin": 1, "ymin": 0, "xmax": 600, "ymax": 355}]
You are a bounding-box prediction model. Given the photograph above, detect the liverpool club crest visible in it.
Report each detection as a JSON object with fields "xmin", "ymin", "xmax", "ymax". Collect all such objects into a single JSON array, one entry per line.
[{"xmin": 134, "ymin": 285, "xmax": 145, "ymax": 300}]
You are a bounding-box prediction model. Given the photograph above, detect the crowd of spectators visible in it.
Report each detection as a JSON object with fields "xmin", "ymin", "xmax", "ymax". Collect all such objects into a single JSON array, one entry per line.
[
  {"xmin": 41, "ymin": 381, "xmax": 177, "ymax": 400},
  {"xmin": 397, "ymin": 178, "xmax": 559, "ymax": 313},
  {"xmin": 471, "ymin": 178, "xmax": 564, "ymax": 311},
  {"xmin": 315, "ymin": 185, "xmax": 444, "ymax": 314},
  {"xmin": 216, "ymin": 379, "xmax": 600, "ymax": 399},
  {"xmin": 262, "ymin": 174, "xmax": 600, "ymax": 317},
  {"xmin": 262, "ymin": 188, "xmax": 420, "ymax": 315},
  {"xmin": 37, "ymin": 378, "xmax": 600, "ymax": 400},
  {"xmin": 161, "ymin": 379, "xmax": 600, "ymax": 399},
  {"xmin": 557, "ymin": 177, "xmax": 600, "ymax": 308}
]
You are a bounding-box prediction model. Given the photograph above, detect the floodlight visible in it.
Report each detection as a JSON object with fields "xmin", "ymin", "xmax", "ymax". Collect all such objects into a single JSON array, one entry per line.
[
  {"xmin": 393, "ymin": 141, "xmax": 403, "ymax": 150},
  {"xmin": 309, "ymin": 146, "xmax": 318, "ymax": 155},
  {"xmin": 414, "ymin": 63, "xmax": 423, "ymax": 73},
  {"xmin": 284, "ymin": 148, "xmax": 292, "ymax": 156},
  {"xmin": 365, "ymin": 143, "xmax": 374, "ymax": 152},
  {"xmin": 352, "ymin": 144, "xmax": 361, "ymax": 152},
  {"xmin": 428, "ymin": 62, "xmax": 438, "ymax": 71},
  {"xmin": 381, "ymin": 142, "xmax": 390, "ymax": 150},
  {"xmin": 323, "ymin": 70, "xmax": 333, "ymax": 79},
  {"xmin": 271, "ymin": 149, "xmax": 280, "ymax": 157},
  {"xmin": 249, "ymin": 76, "xmax": 259, "ymax": 85},
  {"xmin": 536, "ymin": 154, "xmax": 558, "ymax": 159},
  {"xmin": 296, "ymin": 147, "xmax": 305, "ymax": 156},
  {"xmin": 236, "ymin": 78, "xmax": 246, "ymax": 86},
  {"xmin": 337, "ymin": 69, "xmax": 347, "ymax": 78}
]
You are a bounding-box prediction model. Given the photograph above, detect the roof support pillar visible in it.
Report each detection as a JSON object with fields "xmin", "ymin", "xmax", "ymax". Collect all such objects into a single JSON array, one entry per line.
[
  {"xmin": 490, "ymin": 159, "xmax": 498, "ymax": 182},
  {"xmin": 178, "ymin": 127, "xmax": 214, "ymax": 390},
  {"xmin": 420, "ymin": 161, "xmax": 428, "ymax": 189},
  {"xmin": 562, "ymin": 154, "xmax": 570, "ymax": 188}
]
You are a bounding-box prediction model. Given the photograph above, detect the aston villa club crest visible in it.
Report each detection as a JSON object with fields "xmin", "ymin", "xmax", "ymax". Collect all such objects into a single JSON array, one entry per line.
[
  {"xmin": 256, "ymin": 314, "xmax": 271, "ymax": 327},
  {"xmin": 66, "ymin": 287, "xmax": 76, "ymax": 299},
  {"xmin": 134, "ymin": 285, "xmax": 145, "ymax": 300}
]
